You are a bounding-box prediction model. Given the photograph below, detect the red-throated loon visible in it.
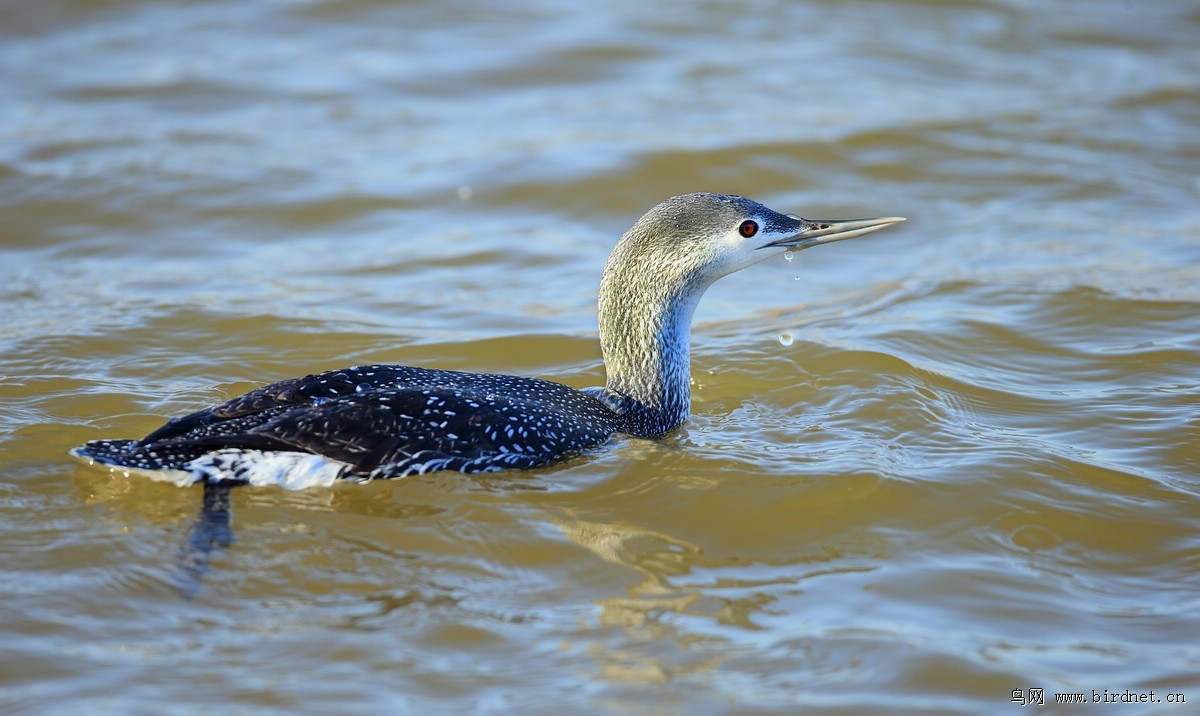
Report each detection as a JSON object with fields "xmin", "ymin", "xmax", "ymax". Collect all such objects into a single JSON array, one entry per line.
[{"xmin": 72, "ymin": 193, "xmax": 904, "ymax": 488}]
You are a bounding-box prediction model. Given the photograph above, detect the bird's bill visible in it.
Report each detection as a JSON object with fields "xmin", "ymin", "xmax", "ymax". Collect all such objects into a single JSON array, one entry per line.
[{"xmin": 766, "ymin": 216, "xmax": 906, "ymax": 250}]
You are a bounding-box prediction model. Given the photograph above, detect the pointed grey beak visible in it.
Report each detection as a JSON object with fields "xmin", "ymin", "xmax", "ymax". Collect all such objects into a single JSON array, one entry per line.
[{"xmin": 766, "ymin": 216, "xmax": 906, "ymax": 250}]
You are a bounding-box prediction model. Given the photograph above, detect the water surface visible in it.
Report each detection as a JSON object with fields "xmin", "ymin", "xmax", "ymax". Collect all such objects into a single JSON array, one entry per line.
[{"xmin": 2, "ymin": 0, "xmax": 1199, "ymax": 713}]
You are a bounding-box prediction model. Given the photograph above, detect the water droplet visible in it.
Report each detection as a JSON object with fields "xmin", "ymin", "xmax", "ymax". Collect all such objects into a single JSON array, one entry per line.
[
  {"xmin": 456, "ymin": 185, "xmax": 473, "ymax": 201},
  {"xmin": 783, "ymin": 250, "xmax": 794, "ymax": 262},
  {"xmin": 778, "ymin": 333, "xmax": 793, "ymax": 346},
  {"xmin": 794, "ymin": 275, "xmax": 801, "ymax": 281}
]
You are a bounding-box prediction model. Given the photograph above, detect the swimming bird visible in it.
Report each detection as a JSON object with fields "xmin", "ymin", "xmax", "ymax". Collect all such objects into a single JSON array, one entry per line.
[{"xmin": 72, "ymin": 193, "xmax": 903, "ymax": 488}]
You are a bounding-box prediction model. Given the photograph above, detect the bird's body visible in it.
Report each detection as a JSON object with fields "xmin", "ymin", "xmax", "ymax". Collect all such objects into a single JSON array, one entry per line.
[
  {"xmin": 73, "ymin": 193, "xmax": 903, "ymax": 487},
  {"xmin": 76, "ymin": 365, "xmax": 623, "ymax": 488}
]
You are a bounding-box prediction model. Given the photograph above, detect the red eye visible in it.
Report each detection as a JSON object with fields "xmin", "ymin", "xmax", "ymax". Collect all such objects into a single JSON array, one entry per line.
[{"xmin": 738, "ymin": 220, "xmax": 759, "ymax": 238}]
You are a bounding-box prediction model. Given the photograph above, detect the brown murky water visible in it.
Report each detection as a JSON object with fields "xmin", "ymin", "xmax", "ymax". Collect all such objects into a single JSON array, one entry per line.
[{"xmin": 2, "ymin": 1, "xmax": 1199, "ymax": 713}]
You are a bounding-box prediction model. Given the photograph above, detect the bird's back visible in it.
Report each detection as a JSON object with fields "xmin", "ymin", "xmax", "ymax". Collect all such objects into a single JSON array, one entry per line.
[{"xmin": 73, "ymin": 365, "xmax": 624, "ymax": 486}]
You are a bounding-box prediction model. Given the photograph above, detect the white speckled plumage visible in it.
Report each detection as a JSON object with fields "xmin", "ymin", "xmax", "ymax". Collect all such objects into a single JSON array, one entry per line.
[{"xmin": 72, "ymin": 193, "xmax": 903, "ymax": 487}]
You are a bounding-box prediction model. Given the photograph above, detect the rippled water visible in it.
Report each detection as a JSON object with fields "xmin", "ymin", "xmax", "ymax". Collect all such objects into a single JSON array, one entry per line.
[{"xmin": 2, "ymin": 0, "xmax": 1199, "ymax": 712}]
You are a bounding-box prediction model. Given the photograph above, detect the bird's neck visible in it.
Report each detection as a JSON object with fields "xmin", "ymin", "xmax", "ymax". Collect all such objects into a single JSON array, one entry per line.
[{"xmin": 597, "ymin": 247, "xmax": 710, "ymax": 438}]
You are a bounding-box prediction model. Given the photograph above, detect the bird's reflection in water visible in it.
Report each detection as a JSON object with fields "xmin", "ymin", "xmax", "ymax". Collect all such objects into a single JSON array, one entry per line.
[{"xmin": 175, "ymin": 480, "xmax": 237, "ymax": 598}]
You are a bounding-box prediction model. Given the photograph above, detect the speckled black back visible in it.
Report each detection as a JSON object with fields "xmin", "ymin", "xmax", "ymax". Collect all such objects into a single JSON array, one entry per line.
[{"xmin": 75, "ymin": 365, "xmax": 625, "ymax": 480}]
